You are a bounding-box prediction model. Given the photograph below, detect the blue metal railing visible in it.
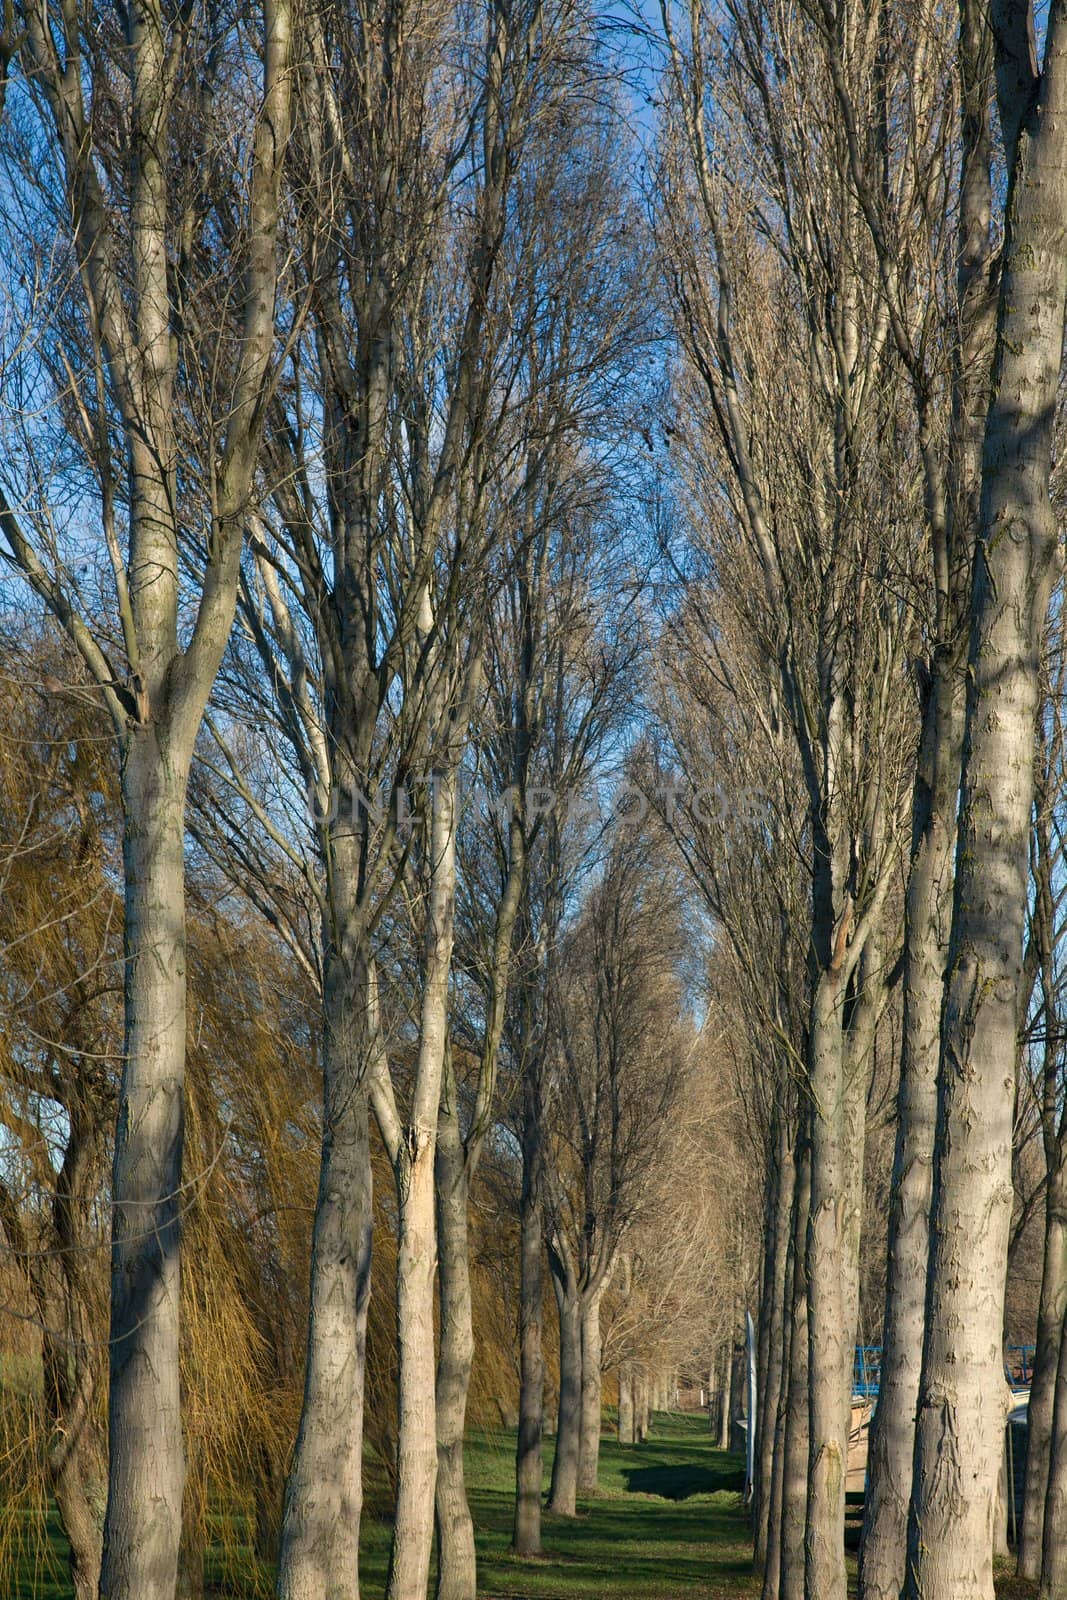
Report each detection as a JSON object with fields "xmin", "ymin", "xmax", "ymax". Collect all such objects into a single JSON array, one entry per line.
[
  {"xmin": 853, "ymin": 1346, "xmax": 882, "ymax": 1398},
  {"xmin": 1006, "ymin": 1345, "xmax": 1035, "ymax": 1387}
]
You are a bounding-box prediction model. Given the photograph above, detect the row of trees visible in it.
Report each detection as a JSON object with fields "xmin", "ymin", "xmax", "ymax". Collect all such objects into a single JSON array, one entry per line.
[
  {"xmin": 5, "ymin": 4, "xmax": 1067, "ymax": 1600},
  {"xmin": 649, "ymin": 1, "xmax": 1067, "ymax": 1599},
  {"xmin": 0, "ymin": 5, "xmax": 730, "ymax": 1599},
  {"xmin": 0, "ymin": 621, "xmax": 725, "ymax": 1598}
]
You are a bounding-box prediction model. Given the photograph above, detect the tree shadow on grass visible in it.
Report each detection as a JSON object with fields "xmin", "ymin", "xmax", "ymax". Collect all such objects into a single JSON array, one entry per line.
[{"xmin": 621, "ymin": 1462, "xmax": 745, "ymax": 1501}]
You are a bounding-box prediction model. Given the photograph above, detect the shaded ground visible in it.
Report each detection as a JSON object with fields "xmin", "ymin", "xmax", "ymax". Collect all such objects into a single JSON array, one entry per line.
[
  {"xmin": 11, "ymin": 1409, "xmax": 1037, "ymax": 1599},
  {"xmin": 11, "ymin": 1413, "xmax": 758, "ymax": 1599},
  {"xmin": 461, "ymin": 1414, "xmax": 755, "ymax": 1600}
]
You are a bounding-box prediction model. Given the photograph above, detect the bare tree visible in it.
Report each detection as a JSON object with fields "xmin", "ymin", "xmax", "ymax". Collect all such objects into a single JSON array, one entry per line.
[
  {"xmin": 654, "ymin": 9, "xmax": 917, "ymax": 1590},
  {"xmin": 0, "ymin": 7, "xmax": 292, "ymax": 1595},
  {"xmin": 904, "ymin": 9, "xmax": 1067, "ymax": 1595},
  {"xmin": 544, "ymin": 829, "xmax": 690, "ymax": 1505}
]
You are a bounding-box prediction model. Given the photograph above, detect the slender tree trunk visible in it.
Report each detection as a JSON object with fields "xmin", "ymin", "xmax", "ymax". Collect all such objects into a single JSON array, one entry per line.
[
  {"xmin": 1041, "ymin": 1303, "xmax": 1067, "ymax": 1595},
  {"xmin": 805, "ymin": 972, "xmax": 849, "ymax": 1600},
  {"xmin": 761, "ymin": 1148, "xmax": 796, "ymax": 1600},
  {"xmin": 719, "ymin": 1342, "xmax": 733, "ymax": 1450},
  {"xmin": 512, "ymin": 1072, "xmax": 545, "ymax": 1555},
  {"xmin": 277, "ymin": 942, "xmax": 373, "ymax": 1600},
  {"xmin": 618, "ymin": 1369, "xmax": 635, "ymax": 1445},
  {"xmin": 755, "ymin": 1130, "xmax": 782, "ymax": 1568},
  {"xmin": 861, "ymin": 664, "xmax": 963, "ymax": 1600},
  {"xmin": 39, "ymin": 1125, "xmax": 106, "ymax": 1600},
  {"xmin": 1020, "ymin": 761, "xmax": 1067, "ymax": 1582},
  {"xmin": 388, "ymin": 1139, "xmax": 440, "ymax": 1600},
  {"xmin": 780, "ymin": 1133, "xmax": 810, "ymax": 1600},
  {"xmin": 52, "ymin": 1454, "xmax": 103, "ymax": 1600},
  {"xmin": 385, "ymin": 765, "xmax": 458, "ymax": 1600},
  {"xmin": 757, "ymin": 1125, "xmax": 794, "ymax": 1580},
  {"xmin": 434, "ymin": 1058, "xmax": 477, "ymax": 1600},
  {"xmin": 907, "ymin": 25, "xmax": 1067, "ymax": 1591},
  {"xmin": 636, "ymin": 1371, "xmax": 650, "ymax": 1442},
  {"xmin": 101, "ymin": 746, "xmax": 189, "ymax": 1600},
  {"xmin": 548, "ymin": 1270, "xmax": 582, "ymax": 1514},
  {"xmin": 1020, "ymin": 1156, "xmax": 1067, "ymax": 1577},
  {"xmin": 578, "ymin": 1288, "xmax": 604, "ymax": 1493}
]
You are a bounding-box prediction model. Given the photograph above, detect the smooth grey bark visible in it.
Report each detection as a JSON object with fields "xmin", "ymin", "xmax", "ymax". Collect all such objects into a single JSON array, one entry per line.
[
  {"xmin": 804, "ymin": 970, "xmax": 851, "ymax": 1600},
  {"xmin": 754, "ymin": 1125, "xmax": 788, "ymax": 1572},
  {"xmin": 860, "ymin": 660, "xmax": 965, "ymax": 1600},
  {"xmin": 378, "ymin": 763, "xmax": 460, "ymax": 1600},
  {"xmin": 434, "ymin": 1055, "xmax": 477, "ymax": 1600},
  {"xmin": 1041, "ymin": 1285, "xmax": 1067, "ymax": 1595},
  {"xmin": 436, "ymin": 770, "xmax": 526, "ymax": 1597},
  {"xmin": 618, "ymin": 1369, "xmax": 635, "ymax": 1445},
  {"xmin": 779, "ymin": 1134, "xmax": 810, "ymax": 1600},
  {"xmin": 760, "ymin": 1140, "xmax": 796, "ymax": 1600},
  {"xmin": 102, "ymin": 747, "xmax": 190, "ymax": 1600},
  {"xmin": 1019, "ymin": 757, "xmax": 1066, "ymax": 1579},
  {"xmin": 578, "ymin": 1287, "xmax": 604, "ymax": 1493},
  {"xmin": 757, "ymin": 1118, "xmax": 794, "ymax": 1579},
  {"xmin": 718, "ymin": 1340, "xmax": 733, "ymax": 1451},
  {"xmin": 277, "ymin": 939, "xmax": 372, "ymax": 1600},
  {"xmin": 855, "ymin": 10, "xmax": 991, "ymax": 1593},
  {"xmin": 548, "ymin": 1266, "xmax": 582, "ymax": 1514},
  {"xmin": 1023, "ymin": 1144, "xmax": 1067, "ymax": 1578},
  {"xmin": 636, "ymin": 1371, "xmax": 650, "ymax": 1442},
  {"xmin": 841, "ymin": 939, "xmax": 883, "ymax": 1395},
  {"xmin": 907, "ymin": 11, "xmax": 1067, "ymax": 1597}
]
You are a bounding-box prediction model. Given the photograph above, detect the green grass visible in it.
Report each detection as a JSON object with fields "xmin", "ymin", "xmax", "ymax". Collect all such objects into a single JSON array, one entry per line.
[
  {"xmin": 10, "ymin": 1412, "xmax": 759, "ymax": 1599},
  {"xmin": 440, "ymin": 1414, "xmax": 757, "ymax": 1600},
  {"xmin": 7, "ymin": 1412, "xmax": 1044, "ymax": 1598}
]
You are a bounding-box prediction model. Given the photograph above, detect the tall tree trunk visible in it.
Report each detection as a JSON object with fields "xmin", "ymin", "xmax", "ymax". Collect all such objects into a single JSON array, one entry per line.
[
  {"xmin": 805, "ymin": 972, "xmax": 849, "ymax": 1600},
  {"xmin": 388, "ymin": 1136, "xmax": 441, "ymax": 1600},
  {"xmin": 512, "ymin": 1069, "xmax": 545, "ymax": 1555},
  {"xmin": 861, "ymin": 663, "xmax": 963, "ymax": 1600},
  {"xmin": 618, "ymin": 1369, "xmax": 635, "ymax": 1446},
  {"xmin": 101, "ymin": 748, "xmax": 189, "ymax": 1600},
  {"xmin": 39, "ymin": 1115, "xmax": 106, "ymax": 1600},
  {"xmin": 548, "ymin": 1269, "xmax": 582, "ymax": 1514},
  {"xmin": 434, "ymin": 1057, "xmax": 477, "ymax": 1600},
  {"xmin": 718, "ymin": 1341, "xmax": 733, "ymax": 1450},
  {"xmin": 1040, "ymin": 1302, "xmax": 1067, "ymax": 1595},
  {"xmin": 780, "ymin": 1132, "xmax": 810, "ymax": 1600},
  {"xmin": 277, "ymin": 941, "xmax": 373, "ymax": 1600},
  {"xmin": 907, "ymin": 20, "xmax": 1067, "ymax": 1593},
  {"xmin": 1020, "ymin": 760, "xmax": 1066, "ymax": 1581},
  {"xmin": 578, "ymin": 1287, "xmax": 604, "ymax": 1493},
  {"xmin": 635, "ymin": 1371, "xmax": 649, "ymax": 1443},
  {"xmin": 758, "ymin": 1125, "xmax": 795, "ymax": 1575},
  {"xmin": 384, "ymin": 764, "xmax": 458, "ymax": 1600},
  {"xmin": 755, "ymin": 1123, "xmax": 794, "ymax": 1577},
  {"xmin": 52, "ymin": 1454, "xmax": 103, "ymax": 1600},
  {"xmin": 1020, "ymin": 1155, "xmax": 1067, "ymax": 1578},
  {"xmin": 760, "ymin": 1148, "xmax": 796, "ymax": 1600}
]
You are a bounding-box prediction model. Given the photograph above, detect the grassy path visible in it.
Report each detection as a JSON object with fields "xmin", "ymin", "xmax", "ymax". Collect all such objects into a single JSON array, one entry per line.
[
  {"xmin": 14, "ymin": 1412, "xmax": 760, "ymax": 1599},
  {"xmin": 451, "ymin": 1413, "xmax": 759, "ymax": 1600}
]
